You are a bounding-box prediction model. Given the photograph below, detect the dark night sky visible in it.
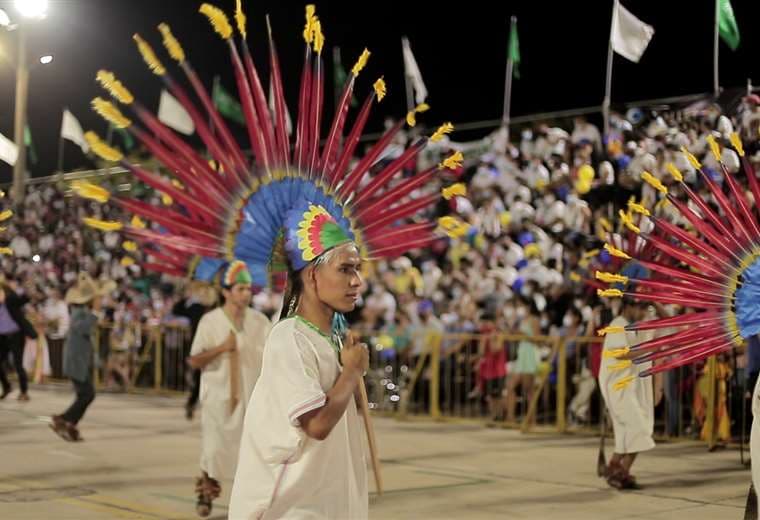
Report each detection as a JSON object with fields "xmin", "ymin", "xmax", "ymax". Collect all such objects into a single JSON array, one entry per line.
[{"xmin": 0, "ymin": 0, "xmax": 759, "ymax": 181}]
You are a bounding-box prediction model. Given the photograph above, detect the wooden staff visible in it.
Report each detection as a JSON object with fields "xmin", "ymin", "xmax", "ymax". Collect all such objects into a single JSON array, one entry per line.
[
  {"xmin": 342, "ymin": 332, "xmax": 383, "ymax": 495},
  {"xmin": 358, "ymin": 377, "xmax": 383, "ymax": 495}
]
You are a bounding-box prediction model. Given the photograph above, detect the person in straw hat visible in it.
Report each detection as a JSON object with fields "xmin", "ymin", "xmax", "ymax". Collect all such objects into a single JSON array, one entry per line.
[{"xmin": 50, "ymin": 273, "xmax": 115, "ymax": 442}]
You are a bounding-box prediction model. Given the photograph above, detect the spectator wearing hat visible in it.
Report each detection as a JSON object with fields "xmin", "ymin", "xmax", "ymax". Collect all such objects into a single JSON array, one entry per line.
[{"xmin": 50, "ymin": 273, "xmax": 114, "ymax": 441}]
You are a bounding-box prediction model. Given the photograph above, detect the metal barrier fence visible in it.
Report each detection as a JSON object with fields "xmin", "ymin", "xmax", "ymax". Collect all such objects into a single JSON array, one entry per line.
[
  {"xmin": 359, "ymin": 329, "xmax": 753, "ymax": 456},
  {"xmin": 47, "ymin": 323, "xmax": 193, "ymax": 394},
  {"xmin": 39, "ymin": 324, "xmax": 752, "ymax": 456}
]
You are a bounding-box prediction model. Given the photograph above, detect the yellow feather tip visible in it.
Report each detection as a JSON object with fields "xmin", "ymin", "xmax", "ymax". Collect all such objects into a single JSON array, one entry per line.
[
  {"xmin": 619, "ymin": 209, "xmax": 640, "ymax": 234},
  {"xmin": 438, "ymin": 216, "xmax": 469, "ymax": 238},
  {"xmin": 440, "ymin": 151, "xmax": 464, "ymax": 170},
  {"xmin": 430, "ymin": 122, "xmax": 454, "ymax": 143},
  {"xmin": 373, "ymin": 78, "xmax": 386, "ymax": 101},
  {"xmin": 91, "ymin": 97, "xmax": 132, "ymax": 129},
  {"xmin": 604, "ymin": 243, "xmax": 631, "ymax": 260},
  {"xmin": 597, "ymin": 288, "xmax": 624, "ymax": 298},
  {"xmin": 608, "ymin": 359, "xmax": 632, "ymax": 372},
  {"xmin": 133, "ymin": 34, "xmax": 166, "ymax": 76},
  {"xmin": 235, "ymin": 0, "xmax": 247, "ymax": 40},
  {"xmin": 613, "ymin": 375, "xmax": 636, "ymax": 391},
  {"xmin": 123, "ymin": 241, "xmax": 138, "ymax": 252},
  {"xmin": 730, "ymin": 132, "xmax": 745, "ymax": 157},
  {"xmin": 351, "ymin": 48, "xmax": 370, "ymax": 76},
  {"xmin": 441, "ymin": 182, "xmax": 466, "ymax": 200},
  {"xmin": 595, "ymin": 271, "xmax": 628, "ymax": 284},
  {"xmin": 158, "ymin": 23, "xmax": 185, "ymax": 63},
  {"xmin": 120, "ymin": 257, "xmax": 136, "ymax": 267},
  {"xmin": 705, "ymin": 134, "xmax": 721, "ymax": 162},
  {"xmin": 627, "ymin": 199, "xmax": 650, "ymax": 217},
  {"xmin": 641, "ymin": 171, "xmax": 667, "ymax": 194},
  {"xmin": 84, "ymin": 131, "xmax": 124, "ymax": 162},
  {"xmin": 312, "ymin": 18, "xmax": 325, "ymax": 54},
  {"xmin": 406, "ymin": 111, "xmax": 418, "ymax": 128},
  {"xmin": 71, "ymin": 180, "xmax": 110, "ymax": 203},
  {"xmin": 665, "ymin": 162, "xmax": 683, "ymax": 182},
  {"xmin": 83, "ymin": 217, "xmax": 123, "ymax": 232},
  {"xmin": 161, "ymin": 193, "xmax": 173, "ymax": 206},
  {"xmin": 303, "ymin": 6, "xmax": 316, "ymax": 44},
  {"xmin": 0, "ymin": 247, "xmax": 13, "ymax": 256},
  {"xmin": 0, "ymin": 209, "xmax": 12, "ymax": 222},
  {"xmin": 199, "ymin": 3, "xmax": 233, "ymax": 40},
  {"xmin": 131, "ymin": 215, "xmax": 146, "ymax": 229},
  {"xmin": 95, "ymin": 70, "xmax": 134, "ymax": 105},
  {"xmin": 603, "ymin": 346, "xmax": 630, "ymax": 357},
  {"xmin": 680, "ymin": 146, "xmax": 702, "ymax": 169}
]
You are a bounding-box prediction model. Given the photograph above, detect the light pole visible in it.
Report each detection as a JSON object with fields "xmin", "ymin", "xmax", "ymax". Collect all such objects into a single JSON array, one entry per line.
[{"xmin": 7, "ymin": 0, "xmax": 48, "ymax": 203}]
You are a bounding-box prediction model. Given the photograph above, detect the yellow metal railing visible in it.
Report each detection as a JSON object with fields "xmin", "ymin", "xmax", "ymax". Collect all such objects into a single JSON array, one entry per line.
[
  {"xmin": 359, "ymin": 329, "xmax": 739, "ymax": 450},
  {"xmin": 39, "ymin": 323, "xmax": 738, "ymax": 449}
]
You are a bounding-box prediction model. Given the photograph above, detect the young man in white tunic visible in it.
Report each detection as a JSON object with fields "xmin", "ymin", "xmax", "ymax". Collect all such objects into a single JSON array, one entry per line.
[
  {"xmin": 229, "ymin": 229, "xmax": 370, "ymax": 519},
  {"xmin": 598, "ymin": 298, "xmax": 653, "ymax": 490},
  {"xmin": 188, "ymin": 261, "xmax": 271, "ymax": 517}
]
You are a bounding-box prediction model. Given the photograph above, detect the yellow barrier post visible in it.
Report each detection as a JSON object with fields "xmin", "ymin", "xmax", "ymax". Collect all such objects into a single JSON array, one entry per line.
[
  {"xmin": 154, "ymin": 327, "xmax": 163, "ymax": 391},
  {"xmin": 556, "ymin": 338, "xmax": 567, "ymax": 433},
  {"xmin": 92, "ymin": 326, "xmax": 101, "ymax": 388},
  {"xmin": 704, "ymin": 355, "xmax": 717, "ymax": 450},
  {"xmin": 429, "ymin": 334, "xmax": 442, "ymax": 420}
]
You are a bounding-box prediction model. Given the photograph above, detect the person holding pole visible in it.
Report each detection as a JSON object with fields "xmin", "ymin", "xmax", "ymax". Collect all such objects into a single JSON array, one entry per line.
[
  {"xmin": 74, "ymin": 3, "xmax": 467, "ymax": 516},
  {"xmin": 229, "ymin": 204, "xmax": 371, "ymax": 518}
]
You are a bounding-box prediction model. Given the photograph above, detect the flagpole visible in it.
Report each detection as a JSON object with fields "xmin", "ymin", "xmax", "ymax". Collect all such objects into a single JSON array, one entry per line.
[
  {"xmin": 56, "ymin": 110, "xmax": 65, "ymax": 174},
  {"xmin": 713, "ymin": 0, "xmax": 720, "ymax": 98},
  {"xmin": 502, "ymin": 16, "xmax": 516, "ymax": 141},
  {"xmin": 603, "ymin": 0, "xmax": 616, "ymax": 138}
]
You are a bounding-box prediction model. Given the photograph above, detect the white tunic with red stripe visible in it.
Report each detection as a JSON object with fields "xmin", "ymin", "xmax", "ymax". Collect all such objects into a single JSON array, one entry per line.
[{"xmin": 229, "ymin": 316, "xmax": 368, "ymax": 519}]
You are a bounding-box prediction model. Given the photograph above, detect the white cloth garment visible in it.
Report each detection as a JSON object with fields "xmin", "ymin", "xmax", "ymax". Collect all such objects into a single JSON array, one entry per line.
[
  {"xmin": 598, "ymin": 315, "xmax": 655, "ymax": 454},
  {"xmin": 751, "ymin": 375, "xmax": 760, "ymax": 492},
  {"xmin": 190, "ymin": 307, "xmax": 270, "ymax": 480},
  {"xmin": 229, "ymin": 317, "xmax": 368, "ymax": 519}
]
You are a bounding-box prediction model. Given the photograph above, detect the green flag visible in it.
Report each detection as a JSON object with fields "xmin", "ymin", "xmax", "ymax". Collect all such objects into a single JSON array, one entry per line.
[
  {"xmin": 333, "ymin": 47, "xmax": 358, "ymax": 108},
  {"xmin": 718, "ymin": 0, "xmax": 740, "ymax": 51},
  {"xmin": 24, "ymin": 125, "xmax": 37, "ymax": 165},
  {"xmin": 116, "ymin": 128, "xmax": 134, "ymax": 151},
  {"xmin": 508, "ymin": 18, "xmax": 520, "ymax": 79},
  {"xmin": 212, "ymin": 77, "xmax": 246, "ymax": 126}
]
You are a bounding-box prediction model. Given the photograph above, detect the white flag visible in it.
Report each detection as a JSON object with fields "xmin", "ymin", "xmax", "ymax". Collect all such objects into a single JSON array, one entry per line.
[
  {"xmin": 158, "ymin": 89, "xmax": 195, "ymax": 136},
  {"xmin": 61, "ymin": 109, "xmax": 89, "ymax": 153},
  {"xmin": 402, "ymin": 36, "xmax": 428, "ymax": 104},
  {"xmin": 0, "ymin": 132, "xmax": 18, "ymax": 167},
  {"xmin": 610, "ymin": 1, "xmax": 654, "ymax": 63}
]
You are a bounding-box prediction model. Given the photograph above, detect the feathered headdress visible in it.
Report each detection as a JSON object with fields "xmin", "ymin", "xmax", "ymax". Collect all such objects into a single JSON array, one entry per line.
[
  {"xmin": 77, "ymin": 3, "xmax": 467, "ymax": 288},
  {"xmin": 595, "ymin": 133, "xmax": 760, "ymax": 377}
]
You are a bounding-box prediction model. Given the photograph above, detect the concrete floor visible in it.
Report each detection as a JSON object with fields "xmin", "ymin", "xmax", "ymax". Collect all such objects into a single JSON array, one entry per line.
[{"xmin": 0, "ymin": 385, "xmax": 751, "ymax": 519}]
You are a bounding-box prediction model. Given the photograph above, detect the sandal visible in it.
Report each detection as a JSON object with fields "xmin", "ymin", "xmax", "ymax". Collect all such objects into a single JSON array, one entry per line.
[{"xmin": 195, "ymin": 474, "xmax": 220, "ymax": 518}]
